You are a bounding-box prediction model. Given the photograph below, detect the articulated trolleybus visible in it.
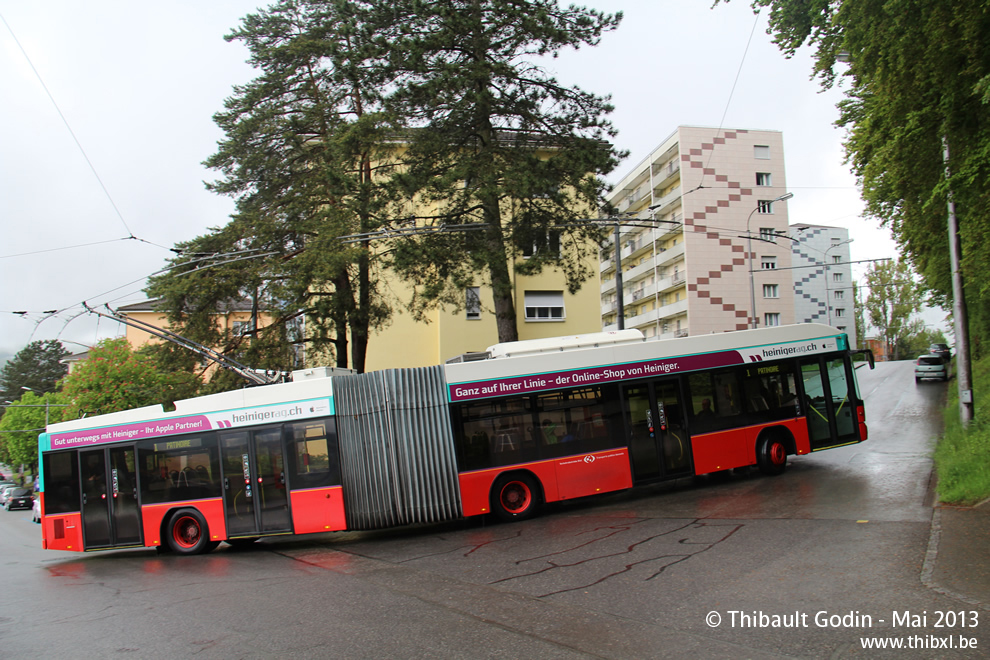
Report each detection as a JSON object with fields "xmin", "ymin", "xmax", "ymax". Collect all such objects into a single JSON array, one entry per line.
[{"xmin": 38, "ymin": 323, "xmax": 871, "ymax": 555}]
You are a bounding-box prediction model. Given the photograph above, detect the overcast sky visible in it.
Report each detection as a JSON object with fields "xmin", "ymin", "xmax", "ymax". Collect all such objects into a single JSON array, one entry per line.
[{"xmin": 0, "ymin": 0, "xmax": 917, "ymax": 366}]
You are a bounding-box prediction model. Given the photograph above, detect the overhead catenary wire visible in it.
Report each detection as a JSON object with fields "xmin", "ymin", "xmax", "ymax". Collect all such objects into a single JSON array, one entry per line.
[
  {"xmin": 683, "ymin": 8, "xmax": 763, "ymax": 196},
  {"xmin": 0, "ymin": 11, "xmax": 136, "ymax": 240}
]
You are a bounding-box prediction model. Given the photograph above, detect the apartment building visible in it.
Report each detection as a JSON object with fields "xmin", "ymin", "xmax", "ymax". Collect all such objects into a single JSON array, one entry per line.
[
  {"xmin": 601, "ymin": 126, "xmax": 795, "ymax": 337},
  {"xmin": 790, "ymin": 224, "xmax": 857, "ymax": 348}
]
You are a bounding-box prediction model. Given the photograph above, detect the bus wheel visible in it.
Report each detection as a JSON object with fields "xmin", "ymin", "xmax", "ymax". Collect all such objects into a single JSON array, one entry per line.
[
  {"xmin": 491, "ymin": 473, "xmax": 542, "ymax": 522},
  {"xmin": 167, "ymin": 509, "xmax": 214, "ymax": 555},
  {"xmin": 756, "ymin": 435, "xmax": 788, "ymax": 476}
]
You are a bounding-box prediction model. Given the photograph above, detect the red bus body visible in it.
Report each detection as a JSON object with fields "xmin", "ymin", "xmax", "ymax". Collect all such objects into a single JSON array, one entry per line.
[{"xmin": 37, "ymin": 324, "xmax": 870, "ymax": 554}]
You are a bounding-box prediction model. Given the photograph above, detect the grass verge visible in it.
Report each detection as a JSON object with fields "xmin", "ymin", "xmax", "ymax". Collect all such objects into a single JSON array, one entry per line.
[{"xmin": 934, "ymin": 355, "xmax": 990, "ymax": 504}]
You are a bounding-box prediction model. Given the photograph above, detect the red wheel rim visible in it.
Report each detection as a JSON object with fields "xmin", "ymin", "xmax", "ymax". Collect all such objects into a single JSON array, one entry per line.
[
  {"xmin": 172, "ymin": 515, "xmax": 202, "ymax": 548},
  {"xmin": 499, "ymin": 481, "xmax": 532, "ymax": 513},
  {"xmin": 769, "ymin": 442, "xmax": 786, "ymax": 465}
]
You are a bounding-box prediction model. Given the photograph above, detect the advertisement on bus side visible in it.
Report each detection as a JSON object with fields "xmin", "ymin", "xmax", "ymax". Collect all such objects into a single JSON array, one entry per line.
[
  {"xmin": 44, "ymin": 397, "xmax": 334, "ymax": 450},
  {"xmin": 448, "ymin": 337, "xmax": 840, "ymax": 403}
]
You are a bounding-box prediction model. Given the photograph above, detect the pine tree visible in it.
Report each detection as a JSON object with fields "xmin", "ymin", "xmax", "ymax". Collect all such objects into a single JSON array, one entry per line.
[
  {"xmin": 378, "ymin": 0, "xmax": 625, "ymax": 342},
  {"xmin": 0, "ymin": 340, "xmax": 69, "ymax": 404},
  {"xmin": 149, "ymin": 0, "xmax": 396, "ymax": 373}
]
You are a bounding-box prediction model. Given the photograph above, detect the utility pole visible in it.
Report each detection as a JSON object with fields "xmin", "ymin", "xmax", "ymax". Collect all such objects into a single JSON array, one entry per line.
[{"xmin": 943, "ymin": 137, "xmax": 974, "ymax": 425}]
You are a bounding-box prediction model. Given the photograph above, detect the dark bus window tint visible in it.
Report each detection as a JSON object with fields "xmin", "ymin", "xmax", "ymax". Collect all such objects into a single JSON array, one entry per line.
[
  {"xmin": 43, "ymin": 451, "xmax": 80, "ymax": 514},
  {"xmin": 687, "ymin": 373, "xmax": 717, "ymax": 432},
  {"xmin": 453, "ymin": 385, "xmax": 623, "ymax": 470},
  {"xmin": 535, "ymin": 386, "xmax": 622, "ymax": 458},
  {"xmin": 287, "ymin": 419, "xmax": 340, "ymax": 489},
  {"xmin": 740, "ymin": 362, "xmax": 802, "ymax": 421},
  {"xmin": 137, "ymin": 435, "xmax": 221, "ymax": 504},
  {"xmin": 712, "ymin": 370, "xmax": 742, "ymax": 418},
  {"xmin": 454, "ymin": 396, "xmax": 537, "ymax": 470}
]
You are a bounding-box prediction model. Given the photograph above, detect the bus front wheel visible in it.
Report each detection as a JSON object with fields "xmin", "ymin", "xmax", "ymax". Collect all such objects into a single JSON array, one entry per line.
[
  {"xmin": 491, "ymin": 473, "xmax": 542, "ymax": 522},
  {"xmin": 167, "ymin": 509, "xmax": 218, "ymax": 555},
  {"xmin": 756, "ymin": 435, "xmax": 788, "ymax": 476}
]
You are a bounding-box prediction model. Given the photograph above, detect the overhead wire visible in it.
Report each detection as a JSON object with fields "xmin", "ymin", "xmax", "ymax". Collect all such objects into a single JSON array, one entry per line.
[
  {"xmin": 0, "ymin": 10, "xmax": 135, "ymax": 240},
  {"xmin": 684, "ymin": 8, "xmax": 763, "ymax": 196}
]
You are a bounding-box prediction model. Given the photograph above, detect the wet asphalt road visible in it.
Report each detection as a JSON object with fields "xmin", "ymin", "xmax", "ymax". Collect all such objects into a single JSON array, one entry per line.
[{"xmin": 1, "ymin": 360, "xmax": 984, "ymax": 658}]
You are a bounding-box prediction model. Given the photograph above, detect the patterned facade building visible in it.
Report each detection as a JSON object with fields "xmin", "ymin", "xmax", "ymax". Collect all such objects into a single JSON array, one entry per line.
[
  {"xmin": 601, "ymin": 126, "xmax": 795, "ymax": 337},
  {"xmin": 789, "ymin": 223, "xmax": 857, "ymax": 348}
]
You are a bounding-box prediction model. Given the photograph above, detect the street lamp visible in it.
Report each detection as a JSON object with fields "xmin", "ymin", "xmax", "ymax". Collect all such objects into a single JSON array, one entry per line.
[{"xmin": 747, "ymin": 192, "xmax": 794, "ymax": 329}]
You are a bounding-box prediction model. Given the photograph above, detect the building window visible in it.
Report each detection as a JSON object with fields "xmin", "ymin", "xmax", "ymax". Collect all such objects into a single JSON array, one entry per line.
[
  {"xmin": 755, "ymin": 145, "xmax": 771, "ymax": 159},
  {"xmin": 756, "ymin": 172, "xmax": 772, "ymax": 186},
  {"xmin": 763, "ymin": 284, "xmax": 779, "ymax": 298},
  {"xmin": 232, "ymin": 321, "xmax": 252, "ymax": 336},
  {"xmin": 757, "ymin": 200, "xmax": 776, "ymax": 214},
  {"xmin": 524, "ymin": 291, "xmax": 565, "ymax": 322},
  {"xmin": 837, "ymin": 326, "xmax": 847, "ymax": 332},
  {"xmin": 832, "ymin": 255, "xmax": 842, "ymax": 264},
  {"xmin": 521, "ymin": 230, "xmax": 561, "ymax": 258},
  {"xmin": 764, "ymin": 312, "xmax": 781, "ymax": 327},
  {"xmin": 833, "ymin": 272, "xmax": 843, "ymax": 283},
  {"xmin": 759, "ymin": 228, "xmax": 777, "ymax": 242},
  {"xmin": 834, "ymin": 308, "xmax": 845, "ymax": 318},
  {"xmin": 466, "ymin": 287, "xmax": 481, "ymax": 320},
  {"xmin": 834, "ymin": 290, "xmax": 844, "ymax": 300},
  {"xmin": 761, "ymin": 256, "xmax": 777, "ymax": 270}
]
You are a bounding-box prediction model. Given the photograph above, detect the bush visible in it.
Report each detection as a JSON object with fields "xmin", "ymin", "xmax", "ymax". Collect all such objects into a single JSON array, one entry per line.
[{"xmin": 934, "ymin": 356, "xmax": 990, "ymax": 504}]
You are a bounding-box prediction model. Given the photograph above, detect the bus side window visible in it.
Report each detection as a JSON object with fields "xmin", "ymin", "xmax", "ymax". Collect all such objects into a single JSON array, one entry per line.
[{"xmin": 713, "ymin": 371, "xmax": 742, "ymax": 417}]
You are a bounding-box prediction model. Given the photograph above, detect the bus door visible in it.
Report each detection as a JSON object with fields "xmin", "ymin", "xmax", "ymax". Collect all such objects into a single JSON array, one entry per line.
[
  {"xmin": 79, "ymin": 447, "xmax": 142, "ymax": 549},
  {"xmin": 623, "ymin": 378, "xmax": 693, "ymax": 482},
  {"xmin": 800, "ymin": 356, "xmax": 859, "ymax": 450},
  {"xmin": 220, "ymin": 427, "xmax": 291, "ymax": 538}
]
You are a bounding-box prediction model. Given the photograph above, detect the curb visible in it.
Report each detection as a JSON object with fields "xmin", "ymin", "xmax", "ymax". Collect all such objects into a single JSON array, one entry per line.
[{"xmin": 921, "ymin": 506, "xmax": 990, "ymax": 610}]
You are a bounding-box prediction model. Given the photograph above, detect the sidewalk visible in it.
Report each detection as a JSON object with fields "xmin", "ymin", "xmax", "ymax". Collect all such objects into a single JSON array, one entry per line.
[{"xmin": 926, "ymin": 504, "xmax": 990, "ymax": 608}]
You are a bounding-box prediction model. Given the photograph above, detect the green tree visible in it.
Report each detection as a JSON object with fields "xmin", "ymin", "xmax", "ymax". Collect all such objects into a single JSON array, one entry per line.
[
  {"xmin": 59, "ymin": 339, "xmax": 196, "ymax": 420},
  {"xmin": 381, "ymin": 0, "xmax": 625, "ymax": 342},
  {"xmin": 718, "ymin": 0, "xmax": 990, "ymax": 350},
  {"xmin": 899, "ymin": 324, "xmax": 948, "ymax": 359},
  {"xmin": 0, "ymin": 340, "xmax": 69, "ymax": 403},
  {"xmin": 0, "ymin": 391, "xmax": 66, "ymax": 477},
  {"xmin": 863, "ymin": 259, "xmax": 922, "ymax": 361},
  {"xmin": 149, "ymin": 0, "xmax": 396, "ymax": 373}
]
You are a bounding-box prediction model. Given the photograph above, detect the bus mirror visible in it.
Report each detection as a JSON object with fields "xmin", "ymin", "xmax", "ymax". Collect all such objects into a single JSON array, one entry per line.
[{"xmin": 852, "ymin": 349, "xmax": 875, "ymax": 369}]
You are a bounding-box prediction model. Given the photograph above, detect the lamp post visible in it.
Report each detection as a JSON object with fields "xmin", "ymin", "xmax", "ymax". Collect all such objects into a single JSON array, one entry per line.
[
  {"xmin": 20, "ymin": 386, "xmax": 63, "ymax": 427},
  {"xmin": 747, "ymin": 192, "xmax": 793, "ymax": 329}
]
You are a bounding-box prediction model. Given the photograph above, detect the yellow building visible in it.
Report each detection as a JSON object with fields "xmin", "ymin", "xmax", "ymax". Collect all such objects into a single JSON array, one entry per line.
[
  {"xmin": 364, "ymin": 252, "xmax": 603, "ymax": 371},
  {"xmin": 115, "ymin": 299, "xmax": 277, "ymax": 354}
]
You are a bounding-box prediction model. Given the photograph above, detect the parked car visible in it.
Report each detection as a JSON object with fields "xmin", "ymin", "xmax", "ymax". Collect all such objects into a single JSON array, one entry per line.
[
  {"xmin": 929, "ymin": 343, "xmax": 951, "ymax": 362},
  {"xmin": 0, "ymin": 484, "xmax": 18, "ymax": 507},
  {"xmin": 31, "ymin": 496, "xmax": 41, "ymax": 523},
  {"xmin": 4, "ymin": 487, "xmax": 33, "ymax": 511},
  {"xmin": 916, "ymin": 354, "xmax": 951, "ymax": 382}
]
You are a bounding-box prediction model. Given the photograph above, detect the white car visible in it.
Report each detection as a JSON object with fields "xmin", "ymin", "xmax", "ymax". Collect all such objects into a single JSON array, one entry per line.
[
  {"xmin": 0, "ymin": 484, "xmax": 18, "ymax": 508},
  {"xmin": 915, "ymin": 354, "xmax": 950, "ymax": 382}
]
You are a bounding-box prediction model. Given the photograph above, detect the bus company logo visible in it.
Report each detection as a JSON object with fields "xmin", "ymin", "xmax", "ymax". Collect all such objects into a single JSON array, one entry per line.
[
  {"xmin": 584, "ymin": 455, "xmax": 596, "ymax": 464},
  {"xmin": 748, "ymin": 355, "xmax": 764, "ymax": 362}
]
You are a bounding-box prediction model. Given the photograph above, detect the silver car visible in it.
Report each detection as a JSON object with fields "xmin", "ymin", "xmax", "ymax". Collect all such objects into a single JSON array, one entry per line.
[{"xmin": 915, "ymin": 354, "xmax": 950, "ymax": 382}]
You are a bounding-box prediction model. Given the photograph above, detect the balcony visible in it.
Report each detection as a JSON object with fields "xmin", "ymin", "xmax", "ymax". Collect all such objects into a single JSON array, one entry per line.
[
  {"xmin": 605, "ymin": 298, "xmax": 689, "ymax": 332},
  {"xmin": 647, "ymin": 185, "xmax": 682, "ymax": 217}
]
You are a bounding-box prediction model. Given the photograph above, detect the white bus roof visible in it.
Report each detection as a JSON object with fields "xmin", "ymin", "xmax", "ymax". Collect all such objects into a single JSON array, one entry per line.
[{"xmin": 445, "ymin": 323, "xmax": 845, "ymax": 389}]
